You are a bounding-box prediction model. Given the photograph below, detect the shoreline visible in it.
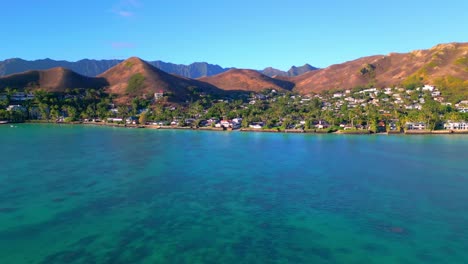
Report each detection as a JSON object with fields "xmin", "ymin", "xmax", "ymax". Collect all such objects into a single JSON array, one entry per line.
[{"xmin": 16, "ymin": 120, "xmax": 468, "ymax": 135}]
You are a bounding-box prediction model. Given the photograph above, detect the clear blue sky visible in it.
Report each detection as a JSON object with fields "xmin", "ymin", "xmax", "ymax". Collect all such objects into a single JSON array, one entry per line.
[{"xmin": 3, "ymin": 0, "xmax": 467, "ymax": 70}]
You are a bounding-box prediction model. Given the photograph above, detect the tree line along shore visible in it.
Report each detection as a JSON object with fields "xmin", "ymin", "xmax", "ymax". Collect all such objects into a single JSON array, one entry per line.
[{"xmin": 1, "ymin": 84, "xmax": 468, "ymax": 135}]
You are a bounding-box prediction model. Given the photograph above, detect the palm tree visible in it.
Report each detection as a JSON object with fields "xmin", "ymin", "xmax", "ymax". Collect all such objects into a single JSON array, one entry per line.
[{"xmin": 4, "ymin": 87, "xmax": 17, "ymax": 103}]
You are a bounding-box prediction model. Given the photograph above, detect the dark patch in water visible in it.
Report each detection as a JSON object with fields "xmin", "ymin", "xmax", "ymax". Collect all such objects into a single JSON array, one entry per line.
[
  {"xmin": 336, "ymin": 247, "xmax": 352, "ymax": 254},
  {"xmin": 362, "ymin": 243, "xmax": 389, "ymax": 254},
  {"xmin": 67, "ymin": 192, "xmax": 82, "ymax": 196},
  {"xmin": 103, "ymin": 228, "xmax": 152, "ymax": 263},
  {"xmin": 52, "ymin": 198, "xmax": 67, "ymax": 203},
  {"xmin": 308, "ymin": 246, "xmax": 333, "ymax": 260},
  {"xmin": 71, "ymin": 235, "xmax": 99, "ymax": 247},
  {"xmin": 231, "ymin": 236, "xmax": 254, "ymax": 258},
  {"xmin": 0, "ymin": 207, "xmax": 18, "ymax": 213},
  {"xmin": 417, "ymin": 250, "xmax": 442, "ymax": 262},
  {"xmin": 85, "ymin": 181, "xmax": 98, "ymax": 188},
  {"xmin": 0, "ymin": 194, "xmax": 129, "ymax": 240},
  {"xmin": 39, "ymin": 249, "xmax": 96, "ymax": 264}
]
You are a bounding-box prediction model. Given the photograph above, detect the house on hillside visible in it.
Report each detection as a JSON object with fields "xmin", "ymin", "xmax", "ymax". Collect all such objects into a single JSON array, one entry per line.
[
  {"xmin": 422, "ymin": 85, "xmax": 435, "ymax": 92},
  {"xmin": 7, "ymin": 105, "xmax": 26, "ymax": 112},
  {"xmin": 154, "ymin": 91, "xmax": 164, "ymax": 100},
  {"xmin": 431, "ymin": 90, "xmax": 441, "ymax": 97},
  {"xmin": 11, "ymin": 92, "xmax": 35, "ymax": 101}
]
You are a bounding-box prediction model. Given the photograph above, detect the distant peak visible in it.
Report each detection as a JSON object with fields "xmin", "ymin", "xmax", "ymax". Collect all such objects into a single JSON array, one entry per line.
[{"xmin": 125, "ymin": 57, "xmax": 146, "ymax": 63}]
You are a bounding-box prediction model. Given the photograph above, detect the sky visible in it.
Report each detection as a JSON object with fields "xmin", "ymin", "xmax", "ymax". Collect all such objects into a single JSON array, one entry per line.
[{"xmin": 2, "ymin": 0, "xmax": 468, "ymax": 70}]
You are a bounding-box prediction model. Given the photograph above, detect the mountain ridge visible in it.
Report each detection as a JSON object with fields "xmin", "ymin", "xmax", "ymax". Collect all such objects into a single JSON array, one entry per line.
[
  {"xmin": 292, "ymin": 42, "xmax": 468, "ymax": 94},
  {"xmin": 260, "ymin": 64, "xmax": 319, "ymax": 77},
  {"xmin": 0, "ymin": 58, "xmax": 318, "ymax": 79},
  {"xmin": 0, "ymin": 67, "xmax": 108, "ymax": 92},
  {"xmin": 199, "ymin": 69, "xmax": 295, "ymax": 92}
]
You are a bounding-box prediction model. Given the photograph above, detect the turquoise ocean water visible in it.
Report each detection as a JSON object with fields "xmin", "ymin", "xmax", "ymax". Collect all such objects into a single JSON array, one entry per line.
[{"xmin": 0, "ymin": 124, "xmax": 467, "ymax": 263}]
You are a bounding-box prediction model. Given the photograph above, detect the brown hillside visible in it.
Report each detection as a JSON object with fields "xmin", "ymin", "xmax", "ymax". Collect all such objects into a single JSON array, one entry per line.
[
  {"xmin": 99, "ymin": 57, "xmax": 223, "ymax": 102},
  {"xmin": 292, "ymin": 42, "xmax": 468, "ymax": 93},
  {"xmin": 0, "ymin": 67, "xmax": 108, "ymax": 92},
  {"xmin": 199, "ymin": 69, "xmax": 295, "ymax": 92}
]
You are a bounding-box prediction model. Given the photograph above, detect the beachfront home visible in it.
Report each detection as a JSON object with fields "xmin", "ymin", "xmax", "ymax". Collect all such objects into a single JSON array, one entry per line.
[
  {"xmin": 151, "ymin": 121, "xmax": 169, "ymax": 126},
  {"xmin": 107, "ymin": 118, "xmax": 123, "ymax": 123},
  {"xmin": 216, "ymin": 120, "xmax": 231, "ymax": 128},
  {"xmin": 185, "ymin": 118, "xmax": 197, "ymax": 125},
  {"xmin": 444, "ymin": 121, "xmax": 468, "ymax": 130},
  {"xmin": 376, "ymin": 121, "xmax": 387, "ymax": 133},
  {"xmin": 249, "ymin": 122, "xmax": 264, "ymax": 129},
  {"xmin": 406, "ymin": 122, "xmax": 426, "ymax": 130},
  {"xmin": 126, "ymin": 117, "xmax": 138, "ymax": 125},
  {"xmin": 205, "ymin": 118, "xmax": 219, "ymax": 127},
  {"xmin": 341, "ymin": 124, "xmax": 354, "ymax": 130},
  {"xmin": 314, "ymin": 120, "xmax": 330, "ymax": 129},
  {"xmin": 231, "ymin": 118, "xmax": 242, "ymax": 129}
]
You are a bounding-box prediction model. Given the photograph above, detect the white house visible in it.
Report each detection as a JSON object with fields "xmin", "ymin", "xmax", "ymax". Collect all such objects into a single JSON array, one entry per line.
[
  {"xmin": 249, "ymin": 122, "xmax": 264, "ymax": 129},
  {"xmin": 422, "ymin": 85, "xmax": 435, "ymax": 92},
  {"xmin": 444, "ymin": 121, "xmax": 468, "ymax": 130},
  {"xmin": 154, "ymin": 91, "xmax": 164, "ymax": 100},
  {"xmin": 315, "ymin": 120, "xmax": 330, "ymax": 129},
  {"xmin": 431, "ymin": 90, "xmax": 441, "ymax": 97},
  {"xmin": 107, "ymin": 118, "xmax": 123, "ymax": 122},
  {"xmin": 231, "ymin": 118, "xmax": 242, "ymax": 129},
  {"xmin": 406, "ymin": 122, "xmax": 426, "ymax": 130},
  {"xmin": 405, "ymin": 104, "xmax": 422, "ymax": 110},
  {"xmin": 216, "ymin": 120, "xmax": 231, "ymax": 128}
]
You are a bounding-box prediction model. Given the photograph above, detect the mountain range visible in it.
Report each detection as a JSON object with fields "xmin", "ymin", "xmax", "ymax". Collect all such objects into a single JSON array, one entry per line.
[
  {"xmin": 0, "ymin": 42, "xmax": 467, "ymax": 102},
  {"xmin": 260, "ymin": 64, "xmax": 318, "ymax": 77},
  {"xmin": 200, "ymin": 69, "xmax": 295, "ymax": 92},
  {"xmin": 0, "ymin": 58, "xmax": 318, "ymax": 79}
]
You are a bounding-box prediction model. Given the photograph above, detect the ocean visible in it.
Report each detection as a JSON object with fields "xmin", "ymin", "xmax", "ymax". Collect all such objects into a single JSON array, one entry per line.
[{"xmin": 0, "ymin": 124, "xmax": 467, "ymax": 263}]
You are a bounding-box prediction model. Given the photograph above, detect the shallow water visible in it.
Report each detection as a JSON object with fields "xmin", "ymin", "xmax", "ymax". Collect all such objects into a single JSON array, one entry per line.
[{"xmin": 0, "ymin": 124, "xmax": 467, "ymax": 263}]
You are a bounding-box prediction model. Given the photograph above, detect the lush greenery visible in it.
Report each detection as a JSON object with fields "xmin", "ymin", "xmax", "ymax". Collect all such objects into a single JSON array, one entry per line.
[
  {"xmin": 434, "ymin": 76, "xmax": 468, "ymax": 103},
  {"xmin": 126, "ymin": 73, "xmax": 145, "ymax": 95}
]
